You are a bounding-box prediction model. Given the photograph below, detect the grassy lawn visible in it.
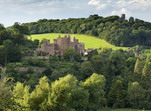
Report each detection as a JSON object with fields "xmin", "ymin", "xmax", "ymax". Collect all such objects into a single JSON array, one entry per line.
[{"xmin": 29, "ymin": 33, "xmax": 128, "ymax": 50}]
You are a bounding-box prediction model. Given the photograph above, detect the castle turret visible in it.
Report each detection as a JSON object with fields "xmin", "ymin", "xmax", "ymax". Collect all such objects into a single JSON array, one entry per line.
[{"xmin": 121, "ymin": 14, "xmax": 125, "ymax": 20}]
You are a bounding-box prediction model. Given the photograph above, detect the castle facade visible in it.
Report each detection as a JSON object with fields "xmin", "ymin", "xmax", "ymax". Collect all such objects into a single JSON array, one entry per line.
[{"xmin": 36, "ymin": 35, "xmax": 85, "ymax": 56}]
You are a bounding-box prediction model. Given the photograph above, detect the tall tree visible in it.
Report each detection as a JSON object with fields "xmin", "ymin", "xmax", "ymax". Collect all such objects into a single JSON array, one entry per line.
[
  {"xmin": 108, "ymin": 79, "xmax": 126, "ymax": 108},
  {"xmin": 28, "ymin": 76, "xmax": 50, "ymax": 110},
  {"xmin": 80, "ymin": 61, "xmax": 95, "ymax": 79},
  {"xmin": 13, "ymin": 82, "xmax": 30, "ymax": 110},
  {"xmin": 82, "ymin": 73, "xmax": 106, "ymax": 110},
  {"xmin": 127, "ymin": 82, "xmax": 145, "ymax": 109},
  {"xmin": 45, "ymin": 75, "xmax": 79, "ymax": 111},
  {"xmin": 141, "ymin": 62, "xmax": 151, "ymax": 89},
  {"xmin": 134, "ymin": 58, "xmax": 145, "ymax": 81},
  {"xmin": 0, "ymin": 77, "xmax": 16, "ymax": 110}
]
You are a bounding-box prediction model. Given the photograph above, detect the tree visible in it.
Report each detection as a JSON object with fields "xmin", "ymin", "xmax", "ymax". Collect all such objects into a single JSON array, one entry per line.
[
  {"xmin": 108, "ymin": 50, "xmax": 126, "ymax": 77},
  {"xmin": 0, "ymin": 45, "xmax": 6, "ymax": 66},
  {"xmin": 50, "ymin": 68, "xmax": 73, "ymax": 81},
  {"xmin": 141, "ymin": 62, "xmax": 151, "ymax": 89},
  {"xmin": 142, "ymin": 89, "xmax": 151, "ymax": 109},
  {"xmin": 64, "ymin": 47, "xmax": 75, "ymax": 61},
  {"xmin": 33, "ymin": 39, "xmax": 39, "ymax": 49},
  {"xmin": 80, "ymin": 61, "xmax": 95, "ymax": 79},
  {"xmin": 127, "ymin": 82, "xmax": 145, "ymax": 108},
  {"xmin": 82, "ymin": 73, "xmax": 106, "ymax": 110},
  {"xmin": 0, "ymin": 29, "xmax": 11, "ymax": 45},
  {"xmin": 87, "ymin": 49, "xmax": 98, "ymax": 60},
  {"xmin": 28, "ymin": 76, "xmax": 50, "ymax": 110},
  {"xmin": 89, "ymin": 14, "xmax": 101, "ymax": 20},
  {"xmin": 90, "ymin": 55, "xmax": 107, "ymax": 75},
  {"xmin": 3, "ymin": 40, "xmax": 22, "ymax": 64},
  {"xmin": 129, "ymin": 17, "xmax": 135, "ymax": 24},
  {"xmin": 7, "ymin": 23, "xmax": 29, "ymax": 44},
  {"xmin": 0, "ymin": 77, "xmax": 16, "ymax": 110},
  {"xmin": 134, "ymin": 58, "xmax": 145, "ymax": 81},
  {"xmin": 12, "ymin": 22, "xmax": 30, "ymax": 35},
  {"xmin": 108, "ymin": 79, "xmax": 126, "ymax": 108},
  {"xmin": 13, "ymin": 82, "xmax": 30, "ymax": 110},
  {"xmin": 45, "ymin": 75, "xmax": 79, "ymax": 111}
]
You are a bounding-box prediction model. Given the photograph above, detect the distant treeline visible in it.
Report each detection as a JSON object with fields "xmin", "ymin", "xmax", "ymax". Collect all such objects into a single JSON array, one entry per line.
[{"xmin": 22, "ymin": 14, "xmax": 151, "ymax": 47}]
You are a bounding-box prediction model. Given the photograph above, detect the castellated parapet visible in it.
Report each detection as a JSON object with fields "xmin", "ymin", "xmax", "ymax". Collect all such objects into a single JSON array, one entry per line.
[{"xmin": 36, "ymin": 35, "xmax": 85, "ymax": 56}]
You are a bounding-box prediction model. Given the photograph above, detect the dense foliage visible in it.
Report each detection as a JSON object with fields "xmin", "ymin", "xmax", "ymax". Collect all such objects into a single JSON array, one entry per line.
[
  {"xmin": 0, "ymin": 23, "xmax": 39, "ymax": 66},
  {"xmin": 22, "ymin": 14, "xmax": 151, "ymax": 47},
  {"xmin": 0, "ymin": 74, "xmax": 106, "ymax": 111},
  {"xmin": 1, "ymin": 47, "xmax": 151, "ymax": 110}
]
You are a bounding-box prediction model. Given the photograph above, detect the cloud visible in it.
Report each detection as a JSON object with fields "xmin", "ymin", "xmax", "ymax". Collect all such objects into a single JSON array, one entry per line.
[
  {"xmin": 116, "ymin": 0, "xmax": 151, "ymax": 10},
  {"xmin": 88, "ymin": 0, "xmax": 151, "ymax": 10},
  {"xmin": 111, "ymin": 8, "xmax": 132, "ymax": 18},
  {"xmin": 111, "ymin": 8, "xmax": 127, "ymax": 15},
  {"xmin": 88, "ymin": 0, "xmax": 151, "ymax": 19},
  {"xmin": 0, "ymin": 0, "xmax": 64, "ymax": 5},
  {"xmin": 0, "ymin": 0, "xmax": 67, "ymax": 15},
  {"xmin": 0, "ymin": 0, "xmax": 91, "ymax": 27},
  {"xmin": 112, "ymin": 0, "xmax": 151, "ymax": 17},
  {"xmin": 88, "ymin": 0, "xmax": 108, "ymax": 10},
  {"xmin": 0, "ymin": 0, "xmax": 69, "ymax": 26},
  {"xmin": 88, "ymin": 0, "xmax": 100, "ymax": 5}
]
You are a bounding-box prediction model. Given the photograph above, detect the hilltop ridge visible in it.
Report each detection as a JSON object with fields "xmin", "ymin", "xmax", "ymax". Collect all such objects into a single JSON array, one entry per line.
[{"xmin": 22, "ymin": 14, "xmax": 151, "ymax": 47}]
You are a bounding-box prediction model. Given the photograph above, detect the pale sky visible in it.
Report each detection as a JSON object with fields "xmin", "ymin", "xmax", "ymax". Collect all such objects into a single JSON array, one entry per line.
[{"xmin": 0, "ymin": 0, "xmax": 151, "ymax": 27}]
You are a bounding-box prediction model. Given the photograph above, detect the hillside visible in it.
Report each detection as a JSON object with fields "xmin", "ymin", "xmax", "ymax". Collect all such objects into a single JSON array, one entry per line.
[
  {"xmin": 1, "ymin": 19, "xmax": 151, "ymax": 111},
  {"xmin": 23, "ymin": 14, "xmax": 151, "ymax": 47},
  {"xmin": 29, "ymin": 33, "xmax": 128, "ymax": 50}
]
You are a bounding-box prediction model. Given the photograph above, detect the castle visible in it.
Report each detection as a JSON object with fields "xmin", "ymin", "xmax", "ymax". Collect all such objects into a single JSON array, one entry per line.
[{"xmin": 36, "ymin": 35, "xmax": 85, "ymax": 56}]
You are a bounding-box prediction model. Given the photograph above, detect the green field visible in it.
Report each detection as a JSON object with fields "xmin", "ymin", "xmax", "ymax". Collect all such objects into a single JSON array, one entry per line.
[{"xmin": 29, "ymin": 33, "xmax": 128, "ymax": 50}]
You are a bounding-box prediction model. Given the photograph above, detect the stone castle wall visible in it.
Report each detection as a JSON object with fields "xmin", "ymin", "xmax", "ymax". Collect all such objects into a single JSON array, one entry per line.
[{"xmin": 36, "ymin": 35, "xmax": 85, "ymax": 56}]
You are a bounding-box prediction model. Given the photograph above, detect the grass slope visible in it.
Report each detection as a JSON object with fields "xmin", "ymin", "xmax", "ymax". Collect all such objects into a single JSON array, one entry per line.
[{"xmin": 29, "ymin": 33, "xmax": 128, "ymax": 50}]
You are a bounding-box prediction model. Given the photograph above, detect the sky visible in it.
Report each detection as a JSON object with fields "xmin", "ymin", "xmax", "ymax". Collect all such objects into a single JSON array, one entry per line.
[{"xmin": 0, "ymin": 0, "xmax": 151, "ymax": 27}]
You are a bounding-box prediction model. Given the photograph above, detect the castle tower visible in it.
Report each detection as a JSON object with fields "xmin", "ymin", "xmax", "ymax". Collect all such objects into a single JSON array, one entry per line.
[{"xmin": 121, "ymin": 14, "xmax": 125, "ymax": 20}]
